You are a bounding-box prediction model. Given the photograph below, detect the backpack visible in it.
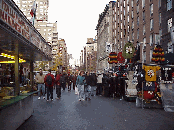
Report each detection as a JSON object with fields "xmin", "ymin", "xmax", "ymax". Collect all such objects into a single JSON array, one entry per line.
[
  {"xmin": 46, "ymin": 75, "xmax": 52, "ymax": 85},
  {"xmin": 60, "ymin": 75, "xmax": 65, "ymax": 84}
]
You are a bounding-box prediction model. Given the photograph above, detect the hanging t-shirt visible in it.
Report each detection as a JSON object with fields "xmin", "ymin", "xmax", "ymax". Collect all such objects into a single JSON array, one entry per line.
[
  {"xmin": 161, "ymin": 66, "xmax": 174, "ymax": 83},
  {"xmin": 143, "ymin": 81, "xmax": 155, "ymax": 91},
  {"xmin": 143, "ymin": 65, "xmax": 161, "ymax": 81}
]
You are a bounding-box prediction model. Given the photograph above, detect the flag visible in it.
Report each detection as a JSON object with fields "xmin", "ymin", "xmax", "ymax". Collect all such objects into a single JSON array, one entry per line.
[
  {"xmin": 30, "ymin": 0, "xmax": 37, "ymax": 25},
  {"xmin": 30, "ymin": 0, "xmax": 37, "ymax": 17}
]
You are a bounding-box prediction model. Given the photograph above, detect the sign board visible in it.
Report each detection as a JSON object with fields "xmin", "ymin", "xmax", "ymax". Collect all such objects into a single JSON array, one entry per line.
[
  {"xmin": 0, "ymin": 0, "xmax": 51, "ymax": 57},
  {"xmin": 122, "ymin": 42, "xmax": 135, "ymax": 59}
]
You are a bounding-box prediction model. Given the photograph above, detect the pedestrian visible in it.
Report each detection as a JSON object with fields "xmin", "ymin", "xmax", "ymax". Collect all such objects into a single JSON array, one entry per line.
[
  {"xmin": 85, "ymin": 72, "xmax": 91, "ymax": 100},
  {"xmin": 72, "ymin": 72, "xmax": 77, "ymax": 90},
  {"xmin": 97, "ymin": 73, "xmax": 103, "ymax": 96},
  {"xmin": 67, "ymin": 73, "xmax": 72, "ymax": 92},
  {"xmin": 35, "ymin": 68, "xmax": 45, "ymax": 100},
  {"xmin": 110, "ymin": 73, "xmax": 116, "ymax": 98},
  {"xmin": 44, "ymin": 69, "xmax": 55, "ymax": 101},
  {"xmin": 55, "ymin": 71, "xmax": 62, "ymax": 99},
  {"xmin": 60, "ymin": 72, "xmax": 66, "ymax": 91},
  {"xmin": 76, "ymin": 71, "xmax": 86, "ymax": 101},
  {"xmin": 102, "ymin": 73, "xmax": 110, "ymax": 97},
  {"xmin": 90, "ymin": 73, "xmax": 97, "ymax": 96}
]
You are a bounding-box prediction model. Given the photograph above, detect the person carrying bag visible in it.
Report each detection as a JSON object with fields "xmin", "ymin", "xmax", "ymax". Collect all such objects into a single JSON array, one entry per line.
[{"xmin": 76, "ymin": 71, "xmax": 86, "ymax": 101}]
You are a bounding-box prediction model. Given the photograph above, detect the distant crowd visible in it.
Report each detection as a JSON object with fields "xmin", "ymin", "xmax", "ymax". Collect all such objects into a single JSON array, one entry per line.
[{"xmin": 34, "ymin": 68, "xmax": 125, "ymax": 101}]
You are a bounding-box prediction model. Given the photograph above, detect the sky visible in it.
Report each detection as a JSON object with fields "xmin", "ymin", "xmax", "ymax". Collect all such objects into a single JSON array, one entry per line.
[
  {"xmin": 48, "ymin": 0, "xmax": 111, "ymax": 59},
  {"xmin": 13, "ymin": 0, "xmax": 111, "ymax": 60}
]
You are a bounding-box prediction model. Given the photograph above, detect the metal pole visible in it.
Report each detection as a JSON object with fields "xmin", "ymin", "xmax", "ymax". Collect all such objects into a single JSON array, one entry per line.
[{"xmin": 14, "ymin": 40, "xmax": 19, "ymax": 96}]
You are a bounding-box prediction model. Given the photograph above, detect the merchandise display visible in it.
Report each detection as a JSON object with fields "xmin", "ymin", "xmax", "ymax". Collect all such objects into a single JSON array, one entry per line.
[
  {"xmin": 125, "ymin": 71, "xmax": 137, "ymax": 96},
  {"xmin": 136, "ymin": 64, "xmax": 162, "ymax": 108},
  {"xmin": 143, "ymin": 65, "xmax": 161, "ymax": 81}
]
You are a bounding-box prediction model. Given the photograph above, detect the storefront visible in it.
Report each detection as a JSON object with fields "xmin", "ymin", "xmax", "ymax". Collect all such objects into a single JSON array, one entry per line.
[{"xmin": 0, "ymin": 0, "xmax": 52, "ymax": 129}]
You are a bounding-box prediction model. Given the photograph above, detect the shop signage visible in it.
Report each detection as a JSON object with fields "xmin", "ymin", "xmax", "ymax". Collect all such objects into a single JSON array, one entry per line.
[
  {"xmin": 0, "ymin": 0, "xmax": 52, "ymax": 57},
  {"xmin": 122, "ymin": 42, "xmax": 135, "ymax": 59},
  {"xmin": 117, "ymin": 52, "xmax": 125, "ymax": 63},
  {"xmin": 0, "ymin": 0, "xmax": 30, "ymax": 40}
]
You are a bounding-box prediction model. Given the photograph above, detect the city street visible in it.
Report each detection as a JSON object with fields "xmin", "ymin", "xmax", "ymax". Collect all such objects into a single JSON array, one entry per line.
[{"xmin": 17, "ymin": 87, "xmax": 174, "ymax": 130}]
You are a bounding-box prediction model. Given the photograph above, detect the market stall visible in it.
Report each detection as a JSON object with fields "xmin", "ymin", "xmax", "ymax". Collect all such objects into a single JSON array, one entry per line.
[
  {"xmin": 0, "ymin": 0, "xmax": 52, "ymax": 129},
  {"xmin": 160, "ymin": 65, "xmax": 174, "ymax": 112}
]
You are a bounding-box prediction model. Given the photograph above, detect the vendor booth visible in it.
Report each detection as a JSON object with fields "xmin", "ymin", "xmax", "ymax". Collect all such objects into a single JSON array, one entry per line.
[{"xmin": 0, "ymin": 0, "xmax": 52, "ymax": 129}]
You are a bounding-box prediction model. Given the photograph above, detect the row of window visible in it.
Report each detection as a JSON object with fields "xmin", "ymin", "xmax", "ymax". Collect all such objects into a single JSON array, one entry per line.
[{"xmin": 115, "ymin": 0, "xmax": 171, "ymax": 15}]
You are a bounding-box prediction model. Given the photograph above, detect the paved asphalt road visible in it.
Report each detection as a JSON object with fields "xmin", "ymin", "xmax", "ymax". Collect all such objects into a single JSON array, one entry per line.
[{"xmin": 17, "ymin": 88, "xmax": 174, "ymax": 130}]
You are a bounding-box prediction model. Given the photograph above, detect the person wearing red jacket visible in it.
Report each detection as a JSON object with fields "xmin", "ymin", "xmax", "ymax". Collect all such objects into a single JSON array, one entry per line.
[
  {"xmin": 55, "ymin": 71, "xmax": 62, "ymax": 99},
  {"xmin": 44, "ymin": 69, "xmax": 55, "ymax": 101}
]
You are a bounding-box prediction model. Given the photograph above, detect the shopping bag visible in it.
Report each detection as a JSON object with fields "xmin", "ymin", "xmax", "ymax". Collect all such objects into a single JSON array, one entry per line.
[{"xmin": 75, "ymin": 86, "xmax": 79, "ymax": 95}]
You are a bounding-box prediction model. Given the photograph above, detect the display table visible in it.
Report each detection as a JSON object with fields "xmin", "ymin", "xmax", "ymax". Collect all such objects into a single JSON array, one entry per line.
[{"xmin": 0, "ymin": 91, "xmax": 38, "ymax": 130}]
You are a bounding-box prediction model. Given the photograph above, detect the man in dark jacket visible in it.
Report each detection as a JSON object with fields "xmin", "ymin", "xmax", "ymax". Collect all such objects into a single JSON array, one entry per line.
[
  {"xmin": 90, "ymin": 73, "xmax": 97, "ymax": 96},
  {"xmin": 102, "ymin": 73, "xmax": 110, "ymax": 97},
  {"xmin": 67, "ymin": 73, "xmax": 72, "ymax": 92},
  {"xmin": 85, "ymin": 72, "xmax": 91, "ymax": 100},
  {"xmin": 44, "ymin": 69, "xmax": 55, "ymax": 101},
  {"xmin": 60, "ymin": 72, "xmax": 66, "ymax": 91}
]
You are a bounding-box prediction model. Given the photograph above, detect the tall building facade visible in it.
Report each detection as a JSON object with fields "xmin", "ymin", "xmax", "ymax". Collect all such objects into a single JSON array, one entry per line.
[
  {"xmin": 112, "ymin": 0, "xmax": 167, "ymax": 64},
  {"xmin": 96, "ymin": 1, "xmax": 115, "ymax": 72},
  {"xmin": 96, "ymin": 0, "xmax": 169, "ymax": 72},
  {"xmin": 16, "ymin": 0, "xmax": 49, "ymax": 21},
  {"xmin": 17, "ymin": 0, "xmax": 58, "ymax": 46},
  {"xmin": 161, "ymin": 0, "xmax": 174, "ymax": 53},
  {"xmin": 17, "ymin": 0, "xmax": 61, "ymax": 70},
  {"xmin": 85, "ymin": 38, "xmax": 97, "ymax": 73},
  {"xmin": 58, "ymin": 39, "xmax": 68, "ymax": 70}
]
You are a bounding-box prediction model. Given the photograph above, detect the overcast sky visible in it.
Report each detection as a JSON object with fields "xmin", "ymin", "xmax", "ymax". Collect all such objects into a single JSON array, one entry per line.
[{"xmin": 14, "ymin": 0, "xmax": 111, "ymax": 59}]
